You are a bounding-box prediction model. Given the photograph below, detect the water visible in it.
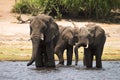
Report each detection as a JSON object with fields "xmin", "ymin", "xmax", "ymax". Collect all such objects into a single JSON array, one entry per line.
[{"xmin": 0, "ymin": 61, "xmax": 120, "ymax": 80}]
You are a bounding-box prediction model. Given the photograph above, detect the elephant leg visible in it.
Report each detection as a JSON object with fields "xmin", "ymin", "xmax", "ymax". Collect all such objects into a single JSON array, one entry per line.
[
  {"xmin": 43, "ymin": 51, "xmax": 48, "ymax": 66},
  {"xmin": 35, "ymin": 53, "xmax": 44, "ymax": 68},
  {"xmin": 95, "ymin": 46, "xmax": 104, "ymax": 68},
  {"xmin": 96, "ymin": 55, "xmax": 102, "ymax": 68},
  {"xmin": 66, "ymin": 46, "xmax": 73, "ymax": 66},
  {"xmin": 83, "ymin": 55, "xmax": 86, "ymax": 66},
  {"xmin": 83, "ymin": 53, "xmax": 93, "ymax": 66},
  {"xmin": 35, "ymin": 45, "xmax": 44, "ymax": 68},
  {"xmin": 41, "ymin": 43, "xmax": 47, "ymax": 67},
  {"xmin": 57, "ymin": 51, "xmax": 64, "ymax": 65},
  {"xmin": 84, "ymin": 48, "xmax": 93, "ymax": 68},
  {"xmin": 45, "ymin": 41, "xmax": 55, "ymax": 67},
  {"xmin": 54, "ymin": 45, "xmax": 64, "ymax": 65}
]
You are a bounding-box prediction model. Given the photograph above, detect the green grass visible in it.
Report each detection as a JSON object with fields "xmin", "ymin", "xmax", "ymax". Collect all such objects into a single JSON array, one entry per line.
[
  {"xmin": 0, "ymin": 41, "xmax": 120, "ymax": 61},
  {"xmin": 102, "ymin": 47, "xmax": 120, "ymax": 60},
  {"xmin": 0, "ymin": 41, "xmax": 31, "ymax": 61},
  {"xmin": 0, "ymin": 47, "xmax": 31, "ymax": 61}
]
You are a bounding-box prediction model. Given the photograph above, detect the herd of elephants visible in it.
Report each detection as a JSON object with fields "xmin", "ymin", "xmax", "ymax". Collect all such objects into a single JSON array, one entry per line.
[{"xmin": 25, "ymin": 14, "xmax": 106, "ymax": 69}]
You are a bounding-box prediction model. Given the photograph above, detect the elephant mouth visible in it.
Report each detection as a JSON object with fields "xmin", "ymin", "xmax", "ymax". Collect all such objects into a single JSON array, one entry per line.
[
  {"xmin": 76, "ymin": 43, "xmax": 89, "ymax": 48},
  {"xmin": 81, "ymin": 40, "xmax": 89, "ymax": 48},
  {"xmin": 82, "ymin": 44, "xmax": 86, "ymax": 47},
  {"xmin": 31, "ymin": 33, "xmax": 44, "ymax": 40}
]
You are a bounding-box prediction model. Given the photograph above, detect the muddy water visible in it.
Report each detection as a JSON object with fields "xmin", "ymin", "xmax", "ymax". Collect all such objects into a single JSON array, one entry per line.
[{"xmin": 0, "ymin": 61, "xmax": 120, "ymax": 80}]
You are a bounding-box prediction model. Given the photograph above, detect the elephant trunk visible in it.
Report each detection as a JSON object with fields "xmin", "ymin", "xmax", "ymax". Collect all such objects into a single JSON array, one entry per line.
[
  {"xmin": 74, "ymin": 46, "xmax": 78, "ymax": 65},
  {"xmin": 74, "ymin": 40, "xmax": 89, "ymax": 65},
  {"xmin": 27, "ymin": 38, "xmax": 40, "ymax": 66},
  {"xmin": 74, "ymin": 43, "xmax": 81, "ymax": 65}
]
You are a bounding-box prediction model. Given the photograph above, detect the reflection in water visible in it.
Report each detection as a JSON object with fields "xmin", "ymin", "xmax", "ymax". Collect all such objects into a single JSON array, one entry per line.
[{"xmin": 30, "ymin": 67, "xmax": 60, "ymax": 73}]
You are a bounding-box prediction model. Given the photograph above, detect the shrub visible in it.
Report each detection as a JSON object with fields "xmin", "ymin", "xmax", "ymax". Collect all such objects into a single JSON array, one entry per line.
[{"xmin": 12, "ymin": 0, "xmax": 120, "ymax": 19}]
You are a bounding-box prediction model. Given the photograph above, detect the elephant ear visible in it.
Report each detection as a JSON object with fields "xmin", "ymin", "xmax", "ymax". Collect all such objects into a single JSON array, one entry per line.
[
  {"xmin": 45, "ymin": 22, "xmax": 59, "ymax": 42},
  {"xmin": 73, "ymin": 27, "xmax": 79, "ymax": 42},
  {"xmin": 88, "ymin": 25, "xmax": 105, "ymax": 37},
  {"xmin": 62, "ymin": 28, "xmax": 71, "ymax": 40},
  {"xmin": 62, "ymin": 28, "xmax": 75, "ymax": 45},
  {"xmin": 87, "ymin": 24, "xmax": 97, "ymax": 37}
]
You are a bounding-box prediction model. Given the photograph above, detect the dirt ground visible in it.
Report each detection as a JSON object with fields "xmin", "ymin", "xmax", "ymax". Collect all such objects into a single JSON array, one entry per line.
[{"xmin": 0, "ymin": 0, "xmax": 120, "ymax": 60}]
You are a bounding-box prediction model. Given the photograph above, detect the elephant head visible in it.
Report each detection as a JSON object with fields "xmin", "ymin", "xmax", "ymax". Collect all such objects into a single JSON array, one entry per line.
[
  {"xmin": 61, "ymin": 27, "xmax": 79, "ymax": 46},
  {"xmin": 75, "ymin": 27, "xmax": 91, "ymax": 48},
  {"xmin": 30, "ymin": 14, "xmax": 59, "ymax": 42},
  {"xmin": 75, "ymin": 24, "xmax": 104, "ymax": 49},
  {"xmin": 27, "ymin": 14, "xmax": 59, "ymax": 66}
]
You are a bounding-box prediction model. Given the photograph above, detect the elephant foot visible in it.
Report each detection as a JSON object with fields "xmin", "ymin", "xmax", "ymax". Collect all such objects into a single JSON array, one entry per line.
[
  {"xmin": 56, "ymin": 63, "xmax": 64, "ymax": 67},
  {"xmin": 75, "ymin": 63, "xmax": 78, "ymax": 66},
  {"xmin": 96, "ymin": 66, "xmax": 102, "ymax": 69},
  {"xmin": 67, "ymin": 61, "xmax": 72, "ymax": 66},
  {"xmin": 86, "ymin": 65, "xmax": 92, "ymax": 69},
  {"xmin": 35, "ymin": 61, "xmax": 44, "ymax": 68},
  {"xmin": 36, "ymin": 66, "xmax": 45, "ymax": 69},
  {"xmin": 59, "ymin": 61, "xmax": 64, "ymax": 65},
  {"xmin": 45, "ymin": 62, "xmax": 55, "ymax": 68},
  {"xmin": 67, "ymin": 63, "xmax": 72, "ymax": 66},
  {"xmin": 35, "ymin": 64, "xmax": 44, "ymax": 68}
]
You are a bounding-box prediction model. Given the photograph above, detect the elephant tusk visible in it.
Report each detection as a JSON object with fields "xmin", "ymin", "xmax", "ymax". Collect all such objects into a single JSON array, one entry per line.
[
  {"xmin": 84, "ymin": 40, "xmax": 89, "ymax": 48},
  {"xmin": 41, "ymin": 37, "xmax": 44, "ymax": 40},
  {"xmin": 85, "ymin": 44, "xmax": 89, "ymax": 48},
  {"xmin": 40, "ymin": 34, "xmax": 44, "ymax": 40}
]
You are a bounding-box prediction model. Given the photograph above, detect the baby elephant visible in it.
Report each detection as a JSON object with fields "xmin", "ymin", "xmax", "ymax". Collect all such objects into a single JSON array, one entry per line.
[
  {"xmin": 54, "ymin": 26, "xmax": 78, "ymax": 66},
  {"xmin": 74, "ymin": 24, "xmax": 106, "ymax": 68}
]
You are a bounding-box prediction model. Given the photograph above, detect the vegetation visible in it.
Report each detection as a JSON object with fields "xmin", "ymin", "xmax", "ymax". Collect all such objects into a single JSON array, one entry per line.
[
  {"xmin": 0, "ymin": 41, "xmax": 120, "ymax": 61},
  {"xmin": 12, "ymin": 0, "xmax": 120, "ymax": 19}
]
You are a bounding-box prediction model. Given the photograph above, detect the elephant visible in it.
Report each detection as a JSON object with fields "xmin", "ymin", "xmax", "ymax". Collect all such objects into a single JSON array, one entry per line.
[
  {"xmin": 54, "ymin": 25, "xmax": 78, "ymax": 66},
  {"xmin": 27, "ymin": 14, "xmax": 59, "ymax": 68},
  {"xmin": 74, "ymin": 24, "xmax": 106, "ymax": 68}
]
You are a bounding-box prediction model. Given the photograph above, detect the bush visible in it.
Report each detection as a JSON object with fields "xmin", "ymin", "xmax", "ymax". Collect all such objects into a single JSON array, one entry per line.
[
  {"xmin": 12, "ymin": 1, "xmax": 31, "ymax": 14},
  {"xmin": 12, "ymin": 0, "xmax": 120, "ymax": 19}
]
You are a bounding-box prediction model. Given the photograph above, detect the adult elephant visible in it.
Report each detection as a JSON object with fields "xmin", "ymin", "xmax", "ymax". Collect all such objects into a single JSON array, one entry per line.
[
  {"xmin": 54, "ymin": 26, "xmax": 78, "ymax": 66},
  {"xmin": 74, "ymin": 24, "xmax": 106, "ymax": 68},
  {"xmin": 27, "ymin": 14, "xmax": 59, "ymax": 68}
]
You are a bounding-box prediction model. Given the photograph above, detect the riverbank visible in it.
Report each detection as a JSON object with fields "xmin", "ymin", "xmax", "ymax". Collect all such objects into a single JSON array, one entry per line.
[{"xmin": 0, "ymin": 0, "xmax": 120, "ymax": 61}]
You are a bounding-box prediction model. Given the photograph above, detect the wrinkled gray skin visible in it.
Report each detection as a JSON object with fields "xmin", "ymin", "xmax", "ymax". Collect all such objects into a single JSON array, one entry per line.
[
  {"xmin": 54, "ymin": 26, "xmax": 78, "ymax": 66},
  {"xmin": 74, "ymin": 24, "xmax": 106, "ymax": 68},
  {"xmin": 27, "ymin": 14, "xmax": 59, "ymax": 68}
]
